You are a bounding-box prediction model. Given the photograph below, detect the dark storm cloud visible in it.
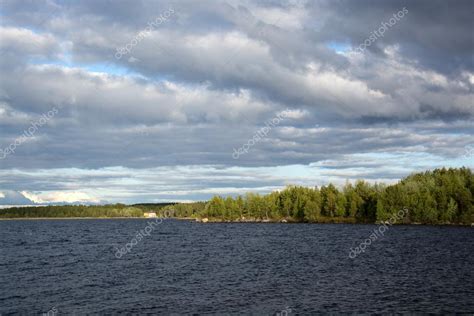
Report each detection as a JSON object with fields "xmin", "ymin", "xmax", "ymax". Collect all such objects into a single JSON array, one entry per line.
[{"xmin": 316, "ymin": 0, "xmax": 474, "ymax": 73}]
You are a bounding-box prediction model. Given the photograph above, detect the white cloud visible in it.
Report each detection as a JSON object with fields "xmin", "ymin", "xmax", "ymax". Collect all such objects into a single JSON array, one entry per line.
[
  {"xmin": 280, "ymin": 108, "xmax": 308, "ymax": 119},
  {"xmin": 0, "ymin": 26, "xmax": 60, "ymax": 62},
  {"xmin": 20, "ymin": 191, "xmax": 100, "ymax": 204}
]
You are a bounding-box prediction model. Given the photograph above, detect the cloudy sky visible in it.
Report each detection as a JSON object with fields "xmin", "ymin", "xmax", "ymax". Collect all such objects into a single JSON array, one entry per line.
[{"xmin": 0, "ymin": 0, "xmax": 472, "ymax": 205}]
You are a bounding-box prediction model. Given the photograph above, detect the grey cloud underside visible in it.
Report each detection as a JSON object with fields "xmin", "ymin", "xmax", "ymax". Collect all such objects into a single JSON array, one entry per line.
[{"xmin": 0, "ymin": 0, "xmax": 472, "ymax": 176}]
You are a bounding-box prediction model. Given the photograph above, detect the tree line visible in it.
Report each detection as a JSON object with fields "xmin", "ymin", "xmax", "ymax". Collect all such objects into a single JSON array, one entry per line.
[
  {"xmin": 0, "ymin": 204, "xmax": 169, "ymax": 218},
  {"xmin": 164, "ymin": 167, "xmax": 473, "ymax": 225}
]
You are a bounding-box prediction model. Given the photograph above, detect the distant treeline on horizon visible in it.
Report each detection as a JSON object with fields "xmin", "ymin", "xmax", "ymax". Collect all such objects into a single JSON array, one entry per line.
[{"xmin": 1, "ymin": 167, "xmax": 473, "ymax": 225}]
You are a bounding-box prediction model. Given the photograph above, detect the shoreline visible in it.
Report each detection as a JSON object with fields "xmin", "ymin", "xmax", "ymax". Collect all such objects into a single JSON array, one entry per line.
[
  {"xmin": 196, "ymin": 220, "xmax": 473, "ymax": 227},
  {"xmin": 0, "ymin": 217, "xmax": 149, "ymax": 221},
  {"xmin": 0, "ymin": 217, "xmax": 472, "ymax": 227}
]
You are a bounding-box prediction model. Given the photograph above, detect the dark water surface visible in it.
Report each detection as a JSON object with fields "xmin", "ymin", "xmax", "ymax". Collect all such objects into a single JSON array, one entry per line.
[{"xmin": 0, "ymin": 219, "xmax": 473, "ymax": 315}]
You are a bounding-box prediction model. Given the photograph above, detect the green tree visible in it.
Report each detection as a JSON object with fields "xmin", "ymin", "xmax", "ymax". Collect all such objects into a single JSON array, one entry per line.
[{"xmin": 205, "ymin": 196, "xmax": 225, "ymax": 217}]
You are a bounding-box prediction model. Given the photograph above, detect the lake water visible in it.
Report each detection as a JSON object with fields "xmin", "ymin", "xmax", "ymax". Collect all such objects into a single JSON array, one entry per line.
[{"xmin": 0, "ymin": 219, "xmax": 473, "ymax": 314}]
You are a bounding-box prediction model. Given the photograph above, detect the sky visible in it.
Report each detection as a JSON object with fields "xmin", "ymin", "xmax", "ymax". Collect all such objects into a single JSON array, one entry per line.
[{"xmin": 0, "ymin": 0, "xmax": 472, "ymax": 205}]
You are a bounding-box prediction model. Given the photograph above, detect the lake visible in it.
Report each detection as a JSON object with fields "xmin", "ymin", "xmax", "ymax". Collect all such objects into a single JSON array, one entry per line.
[{"xmin": 0, "ymin": 219, "xmax": 473, "ymax": 314}]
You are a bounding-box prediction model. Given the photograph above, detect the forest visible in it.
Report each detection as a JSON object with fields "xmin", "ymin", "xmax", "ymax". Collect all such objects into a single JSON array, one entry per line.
[
  {"xmin": 1, "ymin": 168, "xmax": 472, "ymax": 225},
  {"xmin": 0, "ymin": 203, "xmax": 174, "ymax": 218},
  {"xmin": 163, "ymin": 167, "xmax": 473, "ymax": 225}
]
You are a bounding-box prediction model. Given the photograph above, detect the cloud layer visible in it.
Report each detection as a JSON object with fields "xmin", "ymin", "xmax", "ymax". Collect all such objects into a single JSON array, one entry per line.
[{"xmin": 0, "ymin": 0, "xmax": 472, "ymax": 203}]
